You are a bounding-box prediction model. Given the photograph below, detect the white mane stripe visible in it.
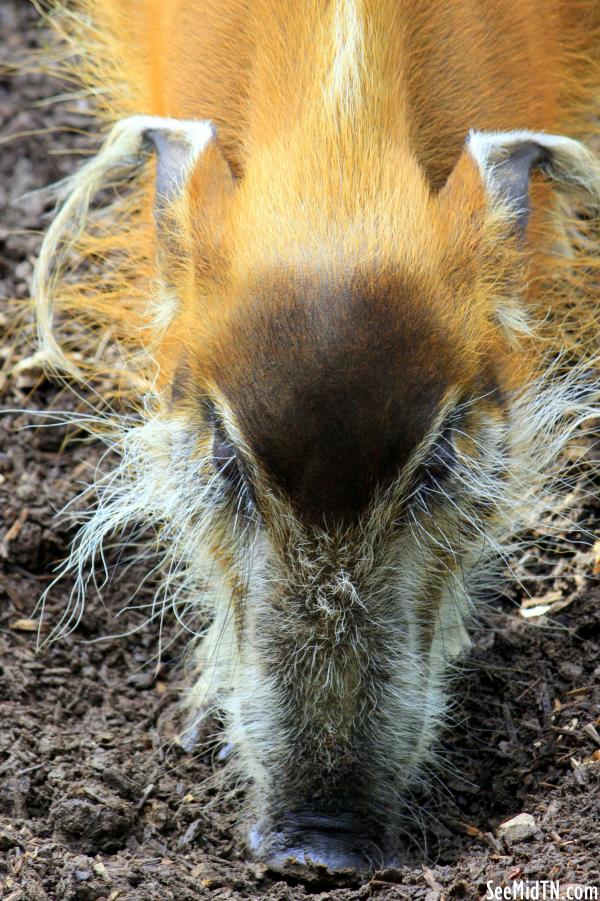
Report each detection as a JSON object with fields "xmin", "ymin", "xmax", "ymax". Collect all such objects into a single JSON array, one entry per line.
[{"xmin": 324, "ymin": 0, "xmax": 365, "ymax": 114}]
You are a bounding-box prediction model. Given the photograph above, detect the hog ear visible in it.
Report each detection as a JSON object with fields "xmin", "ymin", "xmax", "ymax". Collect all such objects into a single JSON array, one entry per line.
[
  {"xmin": 141, "ymin": 118, "xmax": 236, "ymax": 272},
  {"xmin": 141, "ymin": 118, "xmax": 217, "ymax": 214},
  {"xmin": 33, "ymin": 116, "xmax": 232, "ymax": 377},
  {"xmin": 466, "ymin": 129, "xmax": 600, "ymax": 233}
]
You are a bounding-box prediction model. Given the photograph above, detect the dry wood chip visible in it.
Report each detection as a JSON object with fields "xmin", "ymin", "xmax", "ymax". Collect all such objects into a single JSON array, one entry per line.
[
  {"xmin": 177, "ymin": 818, "xmax": 203, "ymax": 848},
  {"xmin": 422, "ymin": 866, "xmax": 444, "ymax": 893},
  {"xmin": 10, "ymin": 619, "xmax": 41, "ymax": 632},
  {"xmin": 0, "ymin": 507, "xmax": 29, "ymax": 556},
  {"xmin": 520, "ymin": 591, "xmax": 575, "ymax": 618},
  {"xmin": 582, "ymin": 722, "xmax": 600, "ymax": 747},
  {"xmin": 135, "ymin": 782, "xmax": 155, "ymax": 811},
  {"xmin": 92, "ymin": 861, "xmax": 111, "ymax": 883},
  {"xmin": 522, "ymin": 590, "xmax": 563, "ymax": 609},
  {"xmin": 461, "ymin": 822, "xmax": 486, "ymax": 838}
]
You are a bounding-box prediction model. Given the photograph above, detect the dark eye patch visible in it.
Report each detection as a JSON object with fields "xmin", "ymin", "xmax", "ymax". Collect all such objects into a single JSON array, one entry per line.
[
  {"xmin": 422, "ymin": 427, "xmax": 456, "ymax": 490},
  {"xmin": 212, "ymin": 417, "xmax": 244, "ymax": 491},
  {"xmin": 411, "ymin": 407, "xmax": 463, "ymax": 505},
  {"xmin": 204, "ymin": 400, "xmax": 256, "ymax": 513}
]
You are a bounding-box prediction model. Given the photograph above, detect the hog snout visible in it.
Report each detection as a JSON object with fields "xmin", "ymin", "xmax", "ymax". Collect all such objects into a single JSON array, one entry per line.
[{"xmin": 250, "ymin": 810, "xmax": 387, "ymax": 880}]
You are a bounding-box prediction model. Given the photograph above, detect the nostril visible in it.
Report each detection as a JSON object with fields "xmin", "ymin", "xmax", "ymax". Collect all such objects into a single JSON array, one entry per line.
[{"xmin": 250, "ymin": 814, "xmax": 385, "ymax": 881}]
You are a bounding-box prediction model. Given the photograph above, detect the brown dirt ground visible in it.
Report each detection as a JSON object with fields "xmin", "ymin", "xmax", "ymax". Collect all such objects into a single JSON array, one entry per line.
[{"xmin": 1, "ymin": 2, "xmax": 599, "ymax": 899}]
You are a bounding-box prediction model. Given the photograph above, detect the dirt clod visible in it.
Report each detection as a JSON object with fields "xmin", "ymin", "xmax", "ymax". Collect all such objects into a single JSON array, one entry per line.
[{"xmin": 52, "ymin": 792, "xmax": 137, "ymax": 852}]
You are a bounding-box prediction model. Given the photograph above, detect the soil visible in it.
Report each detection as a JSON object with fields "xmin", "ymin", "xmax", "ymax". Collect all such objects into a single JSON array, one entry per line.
[{"xmin": 1, "ymin": 2, "xmax": 599, "ymax": 899}]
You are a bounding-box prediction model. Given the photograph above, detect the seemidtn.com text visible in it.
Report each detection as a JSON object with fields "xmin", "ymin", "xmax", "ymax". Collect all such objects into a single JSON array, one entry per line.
[{"xmin": 487, "ymin": 883, "xmax": 599, "ymax": 901}]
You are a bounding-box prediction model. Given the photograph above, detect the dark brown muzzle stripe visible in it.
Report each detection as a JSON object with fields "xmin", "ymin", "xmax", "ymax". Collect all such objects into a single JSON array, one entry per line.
[{"xmin": 212, "ymin": 272, "xmax": 460, "ymax": 520}]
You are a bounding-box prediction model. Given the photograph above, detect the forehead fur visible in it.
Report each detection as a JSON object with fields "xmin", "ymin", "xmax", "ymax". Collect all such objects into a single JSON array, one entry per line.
[{"xmin": 209, "ymin": 270, "xmax": 469, "ymax": 519}]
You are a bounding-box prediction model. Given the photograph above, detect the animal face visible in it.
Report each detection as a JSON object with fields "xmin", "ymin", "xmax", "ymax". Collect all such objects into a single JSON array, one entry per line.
[
  {"xmin": 156, "ymin": 279, "xmax": 544, "ymax": 874},
  {"xmin": 156, "ymin": 241, "xmax": 535, "ymax": 870},
  {"xmin": 175, "ymin": 364, "xmax": 506, "ymax": 872},
  {"xmin": 34, "ymin": 110, "xmax": 600, "ymax": 877}
]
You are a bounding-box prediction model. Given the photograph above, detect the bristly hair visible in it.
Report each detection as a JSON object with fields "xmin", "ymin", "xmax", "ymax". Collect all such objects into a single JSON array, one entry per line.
[
  {"xmin": 21, "ymin": 7, "xmax": 600, "ymax": 858},
  {"xmin": 29, "ymin": 0, "xmax": 600, "ymax": 646}
]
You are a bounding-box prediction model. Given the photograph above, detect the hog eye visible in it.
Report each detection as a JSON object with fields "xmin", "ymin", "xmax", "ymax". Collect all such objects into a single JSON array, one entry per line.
[
  {"xmin": 418, "ymin": 427, "xmax": 456, "ymax": 496},
  {"xmin": 208, "ymin": 407, "xmax": 256, "ymax": 514},
  {"xmin": 212, "ymin": 419, "xmax": 243, "ymax": 492}
]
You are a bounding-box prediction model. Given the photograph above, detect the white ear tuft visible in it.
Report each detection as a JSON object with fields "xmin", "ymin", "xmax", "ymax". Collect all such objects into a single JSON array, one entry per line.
[
  {"xmin": 140, "ymin": 117, "xmax": 216, "ymax": 202},
  {"xmin": 466, "ymin": 129, "xmax": 600, "ymax": 232},
  {"xmin": 33, "ymin": 116, "xmax": 216, "ymax": 377}
]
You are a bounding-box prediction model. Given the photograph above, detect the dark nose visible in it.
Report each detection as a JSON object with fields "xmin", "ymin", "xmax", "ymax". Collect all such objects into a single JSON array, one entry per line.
[{"xmin": 250, "ymin": 812, "xmax": 385, "ymax": 881}]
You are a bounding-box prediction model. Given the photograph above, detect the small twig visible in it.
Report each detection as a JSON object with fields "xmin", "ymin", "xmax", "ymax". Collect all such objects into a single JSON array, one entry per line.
[
  {"xmin": 17, "ymin": 763, "xmax": 44, "ymax": 776},
  {"xmin": 135, "ymin": 782, "xmax": 156, "ymax": 811}
]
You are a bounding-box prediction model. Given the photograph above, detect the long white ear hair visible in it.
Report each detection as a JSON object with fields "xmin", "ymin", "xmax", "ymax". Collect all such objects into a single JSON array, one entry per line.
[
  {"xmin": 460, "ymin": 129, "xmax": 600, "ymax": 356},
  {"xmin": 466, "ymin": 129, "xmax": 600, "ymax": 232},
  {"xmin": 33, "ymin": 115, "xmax": 215, "ymax": 380}
]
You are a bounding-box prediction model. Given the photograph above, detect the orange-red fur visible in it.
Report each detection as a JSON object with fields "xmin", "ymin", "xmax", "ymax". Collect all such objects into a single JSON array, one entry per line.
[
  {"xmin": 39, "ymin": 0, "xmax": 600, "ymax": 409},
  {"xmin": 32, "ymin": 3, "xmax": 600, "ymax": 870}
]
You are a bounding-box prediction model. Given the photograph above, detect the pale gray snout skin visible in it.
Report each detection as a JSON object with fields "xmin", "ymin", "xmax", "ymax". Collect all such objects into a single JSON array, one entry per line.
[{"xmin": 249, "ymin": 811, "xmax": 390, "ymax": 881}]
